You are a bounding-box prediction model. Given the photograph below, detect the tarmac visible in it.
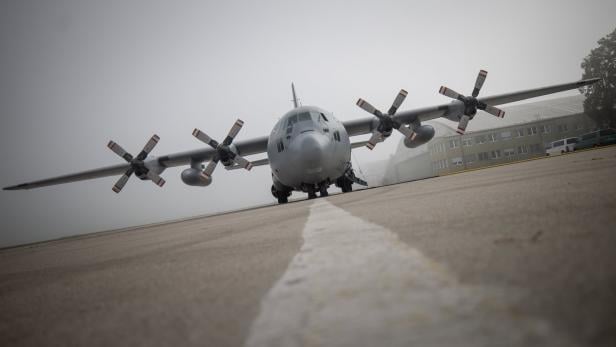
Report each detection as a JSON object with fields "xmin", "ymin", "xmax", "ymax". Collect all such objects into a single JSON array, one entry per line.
[{"xmin": 1, "ymin": 146, "xmax": 615, "ymax": 347}]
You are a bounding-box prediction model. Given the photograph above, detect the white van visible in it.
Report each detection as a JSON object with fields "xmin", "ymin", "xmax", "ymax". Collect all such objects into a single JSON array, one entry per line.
[{"xmin": 546, "ymin": 137, "xmax": 578, "ymax": 156}]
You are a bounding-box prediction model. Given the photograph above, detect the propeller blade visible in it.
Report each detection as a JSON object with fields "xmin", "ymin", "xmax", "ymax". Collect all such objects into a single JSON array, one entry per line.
[
  {"xmin": 112, "ymin": 168, "xmax": 134, "ymax": 193},
  {"xmin": 107, "ymin": 141, "xmax": 133, "ymax": 162},
  {"xmin": 439, "ymin": 86, "xmax": 464, "ymax": 101},
  {"xmin": 472, "ymin": 70, "xmax": 488, "ymax": 97},
  {"xmin": 145, "ymin": 170, "xmax": 166, "ymax": 187},
  {"xmin": 202, "ymin": 158, "xmax": 219, "ymax": 178},
  {"xmin": 456, "ymin": 115, "xmax": 471, "ymax": 135},
  {"xmin": 481, "ymin": 104, "xmax": 505, "ymax": 118},
  {"xmin": 233, "ymin": 156, "xmax": 253, "ymax": 171},
  {"xmin": 356, "ymin": 98, "xmax": 383, "ymax": 118},
  {"xmin": 192, "ymin": 128, "xmax": 219, "ymax": 149},
  {"xmin": 387, "ymin": 89, "xmax": 408, "ymax": 115},
  {"xmin": 395, "ymin": 123, "xmax": 415, "ymax": 139},
  {"xmin": 136, "ymin": 134, "xmax": 160, "ymax": 160},
  {"xmin": 222, "ymin": 119, "xmax": 244, "ymax": 146},
  {"xmin": 365, "ymin": 132, "xmax": 383, "ymax": 150}
]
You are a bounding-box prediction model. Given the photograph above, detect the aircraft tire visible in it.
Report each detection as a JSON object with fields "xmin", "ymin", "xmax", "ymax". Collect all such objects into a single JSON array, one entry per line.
[{"xmin": 319, "ymin": 185, "xmax": 329, "ymax": 197}]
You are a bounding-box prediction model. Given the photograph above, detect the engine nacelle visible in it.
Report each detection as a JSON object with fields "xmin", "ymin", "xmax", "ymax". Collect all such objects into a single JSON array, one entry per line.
[
  {"xmin": 403, "ymin": 125, "xmax": 435, "ymax": 148},
  {"xmin": 181, "ymin": 168, "xmax": 212, "ymax": 186}
]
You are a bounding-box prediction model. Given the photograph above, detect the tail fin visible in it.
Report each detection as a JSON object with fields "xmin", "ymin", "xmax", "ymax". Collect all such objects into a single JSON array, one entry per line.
[{"xmin": 291, "ymin": 83, "xmax": 300, "ymax": 108}]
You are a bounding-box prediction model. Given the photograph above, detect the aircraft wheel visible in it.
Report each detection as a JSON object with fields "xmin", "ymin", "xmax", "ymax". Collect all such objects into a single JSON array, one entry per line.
[
  {"xmin": 319, "ymin": 185, "xmax": 329, "ymax": 197},
  {"xmin": 277, "ymin": 195, "xmax": 288, "ymax": 204},
  {"xmin": 342, "ymin": 179, "xmax": 353, "ymax": 193},
  {"xmin": 307, "ymin": 185, "xmax": 317, "ymax": 199}
]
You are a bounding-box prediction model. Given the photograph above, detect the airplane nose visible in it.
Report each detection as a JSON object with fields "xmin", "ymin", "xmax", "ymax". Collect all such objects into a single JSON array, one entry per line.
[
  {"xmin": 301, "ymin": 134, "xmax": 324, "ymax": 166},
  {"xmin": 290, "ymin": 132, "xmax": 329, "ymax": 174}
]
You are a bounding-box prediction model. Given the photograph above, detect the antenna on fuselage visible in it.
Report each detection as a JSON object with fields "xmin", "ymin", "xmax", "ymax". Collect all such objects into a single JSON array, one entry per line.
[{"xmin": 291, "ymin": 82, "xmax": 301, "ymax": 108}]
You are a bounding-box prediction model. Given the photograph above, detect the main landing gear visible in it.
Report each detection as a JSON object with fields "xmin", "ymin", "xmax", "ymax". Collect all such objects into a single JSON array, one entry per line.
[
  {"xmin": 335, "ymin": 176, "xmax": 353, "ymax": 193},
  {"xmin": 271, "ymin": 185, "xmax": 291, "ymax": 204}
]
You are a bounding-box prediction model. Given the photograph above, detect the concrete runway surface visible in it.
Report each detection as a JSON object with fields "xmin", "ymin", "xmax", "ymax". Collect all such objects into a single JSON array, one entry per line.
[{"xmin": 1, "ymin": 146, "xmax": 615, "ymax": 347}]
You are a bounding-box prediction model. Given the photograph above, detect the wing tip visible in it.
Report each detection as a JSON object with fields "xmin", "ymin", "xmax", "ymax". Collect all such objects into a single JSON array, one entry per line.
[
  {"xmin": 578, "ymin": 77, "xmax": 601, "ymax": 86},
  {"xmin": 4, "ymin": 183, "xmax": 29, "ymax": 191}
]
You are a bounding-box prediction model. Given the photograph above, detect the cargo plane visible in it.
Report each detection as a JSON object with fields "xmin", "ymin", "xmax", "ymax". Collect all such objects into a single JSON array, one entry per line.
[{"xmin": 3, "ymin": 71, "xmax": 599, "ymax": 203}]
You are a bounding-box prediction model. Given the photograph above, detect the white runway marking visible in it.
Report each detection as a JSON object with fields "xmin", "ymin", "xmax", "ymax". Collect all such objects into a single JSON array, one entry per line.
[{"xmin": 244, "ymin": 199, "xmax": 573, "ymax": 347}]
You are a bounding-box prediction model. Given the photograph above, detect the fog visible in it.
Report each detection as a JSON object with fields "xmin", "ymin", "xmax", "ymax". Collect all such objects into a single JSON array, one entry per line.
[{"xmin": 1, "ymin": 0, "xmax": 615, "ymax": 247}]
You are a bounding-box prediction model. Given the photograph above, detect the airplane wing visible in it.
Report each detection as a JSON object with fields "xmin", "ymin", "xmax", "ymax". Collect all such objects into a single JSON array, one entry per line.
[
  {"xmin": 3, "ymin": 77, "xmax": 599, "ymax": 191},
  {"xmin": 3, "ymin": 135, "xmax": 268, "ymax": 191},
  {"xmin": 343, "ymin": 78, "xmax": 600, "ymax": 137}
]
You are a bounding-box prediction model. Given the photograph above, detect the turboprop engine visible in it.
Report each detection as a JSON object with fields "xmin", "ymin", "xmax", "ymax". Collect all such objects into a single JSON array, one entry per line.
[
  {"xmin": 403, "ymin": 125, "xmax": 435, "ymax": 148},
  {"xmin": 181, "ymin": 167, "xmax": 212, "ymax": 186}
]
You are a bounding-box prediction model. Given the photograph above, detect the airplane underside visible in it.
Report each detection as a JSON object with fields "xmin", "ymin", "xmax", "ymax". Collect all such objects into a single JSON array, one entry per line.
[{"xmin": 270, "ymin": 164, "xmax": 365, "ymax": 204}]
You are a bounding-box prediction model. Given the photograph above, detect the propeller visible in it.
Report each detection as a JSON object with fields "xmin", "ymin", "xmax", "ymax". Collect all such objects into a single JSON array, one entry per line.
[
  {"xmin": 107, "ymin": 134, "xmax": 165, "ymax": 193},
  {"xmin": 356, "ymin": 89, "xmax": 416, "ymax": 150},
  {"xmin": 438, "ymin": 69, "xmax": 505, "ymax": 135},
  {"xmin": 192, "ymin": 119, "xmax": 253, "ymax": 179}
]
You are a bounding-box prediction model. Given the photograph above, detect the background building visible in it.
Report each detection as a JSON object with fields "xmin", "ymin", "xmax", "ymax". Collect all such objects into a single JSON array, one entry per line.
[{"xmin": 384, "ymin": 95, "xmax": 598, "ymax": 182}]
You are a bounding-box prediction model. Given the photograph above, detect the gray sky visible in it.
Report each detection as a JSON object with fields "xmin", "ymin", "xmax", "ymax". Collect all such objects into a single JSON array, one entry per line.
[{"xmin": 1, "ymin": 0, "xmax": 615, "ymax": 247}]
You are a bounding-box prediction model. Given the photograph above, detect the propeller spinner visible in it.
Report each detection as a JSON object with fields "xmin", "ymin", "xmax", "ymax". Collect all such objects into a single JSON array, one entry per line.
[
  {"xmin": 439, "ymin": 70, "xmax": 505, "ymax": 135},
  {"xmin": 356, "ymin": 89, "xmax": 416, "ymax": 150},
  {"xmin": 192, "ymin": 119, "xmax": 253, "ymax": 180},
  {"xmin": 107, "ymin": 135, "xmax": 165, "ymax": 193}
]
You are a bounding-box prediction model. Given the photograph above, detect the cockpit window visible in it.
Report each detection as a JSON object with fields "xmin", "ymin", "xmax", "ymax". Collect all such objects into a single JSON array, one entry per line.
[
  {"xmin": 286, "ymin": 115, "xmax": 298, "ymax": 127},
  {"xmin": 298, "ymin": 112, "xmax": 312, "ymax": 122}
]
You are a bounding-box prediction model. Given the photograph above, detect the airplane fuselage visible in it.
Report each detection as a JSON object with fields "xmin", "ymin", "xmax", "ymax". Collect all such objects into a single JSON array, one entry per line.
[{"xmin": 267, "ymin": 106, "xmax": 351, "ymax": 193}]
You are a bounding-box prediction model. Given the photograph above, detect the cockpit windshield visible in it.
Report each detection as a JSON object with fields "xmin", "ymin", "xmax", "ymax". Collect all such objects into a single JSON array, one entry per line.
[
  {"xmin": 287, "ymin": 115, "xmax": 298, "ymax": 127},
  {"xmin": 287, "ymin": 112, "xmax": 315, "ymax": 128},
  {"xmin": 298, "ymin": 112, "xmax": 311, "ymax": 122}
]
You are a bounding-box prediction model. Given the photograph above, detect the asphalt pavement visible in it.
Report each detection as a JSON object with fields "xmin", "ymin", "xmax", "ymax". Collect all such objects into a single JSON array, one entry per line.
[{"xmin": 1, "ymin": 146, "xmax": 615, "ymax": 347}]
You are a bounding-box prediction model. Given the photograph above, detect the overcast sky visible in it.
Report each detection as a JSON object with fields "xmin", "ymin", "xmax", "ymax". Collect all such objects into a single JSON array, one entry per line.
[{"xmin": 1, "ymin": 0, "xmax": 615, "ymax": 247}]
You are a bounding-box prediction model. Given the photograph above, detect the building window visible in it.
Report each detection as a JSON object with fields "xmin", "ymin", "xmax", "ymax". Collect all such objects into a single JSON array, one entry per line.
[
  {"xmin": 478, "ymin": 152, "xmax": 490, "ymax": 161},
  {"xmin": 541, "ymin": 125, "xmax": 551, "ymax": 134},
  {"xmin": 515, "ymin": 129, "xmax": 525, "ymax": 137},
  {"xmin": 462, "ymin": 138, "xmax": 473, "ymax": 147},
  {"xmin": 558, "ymin": 124, "xmax": 569, "ymax": 132},
  {"xmin": 575, "ymin": 123, "xmax": 583, "ymax": 130},
  {"xmin": 490, "ymin": 150, "xmax": 501, "ymax": 159},
  {"xmin": 433, "ymin": 159, "xmax": 449, "ymax": 170},
  {"xmin": 500, "ymin": 131, "xmax": 512, "ymax": 140},
  {"xmin": 449, "ymin": 139, "xmax": 459, "ymax": 149},
  {"xmin": 475, "ymin": 135, "xmax": 486, "ymax": 144},
  {"xmin": 432, "ymin": 142, "xmax": 446, "ymax": 153},
  {"xmin": 487, "ymin": 133, "xmax": 497, "ymax": 142},
  {"xmin": 504, "ymin": 148, "xmax": 515, "ymax": 157},
  {"xmin": 517, "ymin": 145, "xmax": 529, "ymax": 154},
  {"xmin": 451, "ymin": 157, "xmax": 463, "ymax": 166},
  {"xmin": 527, "ymin": 126, "xmax": 537, "ymax": 136}
]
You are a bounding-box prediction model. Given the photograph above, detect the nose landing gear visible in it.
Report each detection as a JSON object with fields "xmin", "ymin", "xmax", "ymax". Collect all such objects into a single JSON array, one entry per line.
[{"xmin": 304, "ymin": 182, "xmax": 329, "ymax": 199}]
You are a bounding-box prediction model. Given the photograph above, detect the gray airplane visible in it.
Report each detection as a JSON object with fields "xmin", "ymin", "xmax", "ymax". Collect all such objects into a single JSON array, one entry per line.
[{"xmin": 3, "ymin": 71, "xmax": 599, "ymax": 203}]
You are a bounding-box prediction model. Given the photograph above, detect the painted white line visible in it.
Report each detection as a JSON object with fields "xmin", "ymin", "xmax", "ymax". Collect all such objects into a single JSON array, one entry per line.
[{"xmin": 245, "ymin": 199, "xmax": 573, "ymax": 347}]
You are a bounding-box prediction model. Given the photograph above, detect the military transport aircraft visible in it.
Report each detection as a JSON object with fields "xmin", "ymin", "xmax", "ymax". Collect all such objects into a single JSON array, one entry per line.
[{"xmin": 3, "ymin": 71, "xmax": 599, "ymax": 203}]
